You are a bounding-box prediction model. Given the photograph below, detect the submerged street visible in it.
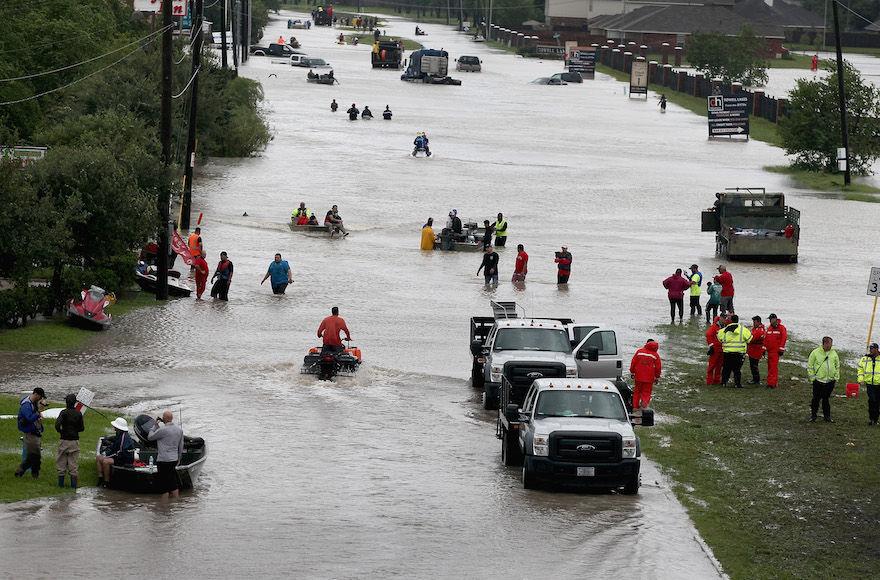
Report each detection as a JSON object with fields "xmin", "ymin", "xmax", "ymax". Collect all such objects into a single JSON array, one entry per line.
[{"xmin": 2, "ymin": 10, "xmax": 879, "ymax": 578}]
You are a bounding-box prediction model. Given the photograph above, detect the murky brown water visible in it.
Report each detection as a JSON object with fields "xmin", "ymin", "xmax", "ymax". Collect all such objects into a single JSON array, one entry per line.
[{"xmin": 2, "ymin": 9, "xmax": 878, "ymax": 577}]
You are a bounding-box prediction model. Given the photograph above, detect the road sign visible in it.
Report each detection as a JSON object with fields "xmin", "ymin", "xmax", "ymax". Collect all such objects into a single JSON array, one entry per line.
[
  {"xmin": 629, "ymin": 61, "xmax": 648, "ymax": 98},
  {"xmin": 707, "ymin": 92, "xmax": 750, "ymax": 138},
  {"xmin": 567, "ymin": 47, "xmax": 596, "ymax": 79},
  {"xmin": 133, "ymin": 0, "xmax": 188, "ymax": 16},
  {"xmin": 868, "ymin": 267, "xmax": 880, "ymax": 296}
]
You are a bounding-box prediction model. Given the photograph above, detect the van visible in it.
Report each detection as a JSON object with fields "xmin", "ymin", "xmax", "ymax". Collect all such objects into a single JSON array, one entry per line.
[{"xmin": 456, "ymin": 55, "xmax": 482, "ymax": 72}]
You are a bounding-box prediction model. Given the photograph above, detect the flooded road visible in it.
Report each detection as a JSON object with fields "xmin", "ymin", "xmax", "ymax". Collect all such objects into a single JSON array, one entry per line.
[{"xmin": 1, "ymin": 10, "xmax": 878, "ymax": 577}]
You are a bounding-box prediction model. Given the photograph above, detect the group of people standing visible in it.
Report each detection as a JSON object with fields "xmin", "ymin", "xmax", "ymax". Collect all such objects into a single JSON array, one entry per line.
[{"xmin": 663, "ymin": 264, "xmax": 735, "ymax": 325}]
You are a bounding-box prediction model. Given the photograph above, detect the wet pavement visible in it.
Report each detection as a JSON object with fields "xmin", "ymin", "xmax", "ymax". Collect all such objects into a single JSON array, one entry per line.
[{"xmin": 1, "ymin": 10, "xmax": 878, "ymax": 578}]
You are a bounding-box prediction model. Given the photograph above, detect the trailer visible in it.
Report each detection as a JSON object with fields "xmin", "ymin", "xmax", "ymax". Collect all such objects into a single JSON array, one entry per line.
[
  {"xmin": 400, "ymin": 49, "xmax": 461, "ymax": 85},
  {"xmin": 702, "ymin": 188, "xmax": 800, "ymax": 263}
]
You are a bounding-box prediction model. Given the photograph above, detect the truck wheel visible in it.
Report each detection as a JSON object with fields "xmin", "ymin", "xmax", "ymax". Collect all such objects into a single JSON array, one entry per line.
[
  {"xmin": 482, "ymin": 390, "xmax": 498, "ymax": 410},
  {"xmin": 622, "ymin": 474, "xmax": 640, "ymax": 495},
  {"xmin": 522, "ymin": 462, "xmax": 539, "ymax": 490},
  {"xmin": 501, "ymin": 429, "xmax": 523, "ymax": 466},
  {"xmin": 254, "ymin": 50, "xmax": 265, "ymax": 56},
  {"xmin": 471, "ymin": 362, "xmax": 484, "ymax": 389}
]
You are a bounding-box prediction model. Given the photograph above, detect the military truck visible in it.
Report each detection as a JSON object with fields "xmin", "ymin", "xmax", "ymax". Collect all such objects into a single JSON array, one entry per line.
[
  {"xmin": 400, "ymin": 49, "xmax": 461, "ymax": 85},
  {"xmin": 702, "ymin": 188, "xmax": 800, "ymax": 263},
  {"xmin": 372, "ymin": 40, "xmax": 403, "ymax": 69}
]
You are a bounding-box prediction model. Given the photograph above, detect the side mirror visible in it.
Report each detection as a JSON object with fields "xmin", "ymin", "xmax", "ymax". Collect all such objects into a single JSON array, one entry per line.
[
  {"xmin": 587, "ymin": 347, "xmax": 599, "ymax": 362},
  {"xmin": 470, "ymin": 339, "xmax": 483, "ymax": 356},
  {"xmin": 630, "ymin": 409, "xmax": 654, "ymax": 427},
  {"xmin": 505, "ymin": 403, "xmax": 519, "ymax": 419}
]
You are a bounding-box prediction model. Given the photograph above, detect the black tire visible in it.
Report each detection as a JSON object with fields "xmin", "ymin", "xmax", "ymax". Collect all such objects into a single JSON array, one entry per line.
[
  {"xmin": 522, "ymin": 462, "xmax": 539, "ymax": 490},
  {"xmin": 501, "ymin": 429, "xmax": 523, "ymax": 466},
  {"xmin": 482, "ymin": 389, "xmax": 498, "ymax": 410},
  {"xmin": 471, "ymin": 361, "xmax": 485, "ymax": 389},
  {"xmin": 254, "ymin": 50, "xmax": 265, "ymax": 56},
  {"xmin": 622, "ymin": 474, "xmax": 639, "ymax": 495}
]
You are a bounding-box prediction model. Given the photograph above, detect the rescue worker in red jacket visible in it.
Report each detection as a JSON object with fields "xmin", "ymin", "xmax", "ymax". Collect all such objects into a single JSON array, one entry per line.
[
  {"xmin": 705, "ymin": 316, "xmax": 724, "ymax": 385},
  {"xmin": 763, "ymin": 313, "xmax": 787, "ymax": 388},
  {"xmin": 629, "ymin": 339, "xmax": 662, "ymax": 409},
  {"xmin": 747, "ymin": 315, "xmax": 766, "ymax": 385}
]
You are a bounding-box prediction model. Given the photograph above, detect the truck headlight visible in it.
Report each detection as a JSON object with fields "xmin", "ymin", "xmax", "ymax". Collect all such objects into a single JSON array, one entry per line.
[
  {"xmin": 490, "ymin": 365, "xmax": 502, "ymax": 382},
  {"xmin": 566, "ymin": 367, "xmax": 577, "ymax": 377},
  {"xmin": 533, "ymin": 434, "xmax": 549, "ymax": 456},
  {"xmin": 622, "ymin": 437, "xmax": 637, "ymax": 459}
]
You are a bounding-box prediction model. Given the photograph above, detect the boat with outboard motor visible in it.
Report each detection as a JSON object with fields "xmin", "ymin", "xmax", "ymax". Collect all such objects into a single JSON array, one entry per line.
[
  {"xmin": 67, "ymin": 286, "xmax": 114, "ymax": 330},
  {"xmin": 96, "ymin": 414, "xmax": 207, "ymax": 493},
  {"xmin": 135, "ymin": 264, "xmax": 193, "ymax": 297},
  {"xmin": 302, "ymin": 343, "xmax": 362, "ymax": 380}
]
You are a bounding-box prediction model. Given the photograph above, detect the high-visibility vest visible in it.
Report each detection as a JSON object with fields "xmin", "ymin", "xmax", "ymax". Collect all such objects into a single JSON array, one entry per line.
[
  {"xmin": 292, "ymin": 207, "xmax": 310, "ymax": 218},
  {"xmin": 494, "ymin": 220, "xmax": 508, "ymax": 237},
  {"xmin": 858, "ymin": 355, "xmax": 880, "ymax": 385},
  {"xmin": 719, "ymin": 324, "xmax": 751, "ymax": 353},
  {"xmin": 690, "ymin": 273, "xmax": 702, "ymax": 296},
  {"xmin": 187, "ymin": 233, "xmax": 201, "ymax": 256}
]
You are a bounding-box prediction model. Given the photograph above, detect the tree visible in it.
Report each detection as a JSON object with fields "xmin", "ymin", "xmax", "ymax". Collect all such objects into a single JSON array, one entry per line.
[
  {"xmin": 779, "ymin": 60, "xmax": 880, "ymax": 174},
  {"xmin": 687, "ymin": 26, "xmax": 769, "ymax": 86}
]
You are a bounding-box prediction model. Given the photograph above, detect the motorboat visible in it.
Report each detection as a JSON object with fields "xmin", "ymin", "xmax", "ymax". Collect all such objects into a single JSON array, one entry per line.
[
  {"xmin": 96, "ymin": 414, "xmax": 207, "ymax": 494},
  {"xmin": 67, "ymin": 286, "xmax": 114, "ymax": 330},
  {"xmin": 135, "ymin": 264, "xmax": 193, "ymax": 297}
]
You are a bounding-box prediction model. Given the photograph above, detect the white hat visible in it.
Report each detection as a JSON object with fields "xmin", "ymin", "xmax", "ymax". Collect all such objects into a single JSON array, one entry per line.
[{"xmin": 111, "ymin": 417, "xmax": 129, "ymax": 431}]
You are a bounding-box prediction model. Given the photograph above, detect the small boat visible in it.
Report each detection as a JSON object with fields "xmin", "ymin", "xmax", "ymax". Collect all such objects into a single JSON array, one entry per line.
[
  {"xmin": 306, "ymin": 74, "xmax": 337, "ymax": 84},
  {"xmin": 135, "ymin": 265, "xmax": 193, "ymax": 297},
  {"xmin": 289, "ymin": 220, "xmax": 346, "ymax": 237},
  {"xmin": 302, "ymin": 344, "xmax": 362, "ymax": 380},
  {"xmin": 96, "ymin": 415, "xmax": 207, "ymax": 494},
  {"xmin": 67, "ymin": 286, "xmax": 114, "ymax": 330}
]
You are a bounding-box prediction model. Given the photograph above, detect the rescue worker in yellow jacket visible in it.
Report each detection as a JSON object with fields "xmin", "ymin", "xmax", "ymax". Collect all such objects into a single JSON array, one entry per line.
[
  {"xmin": 807, "ymin": 336, "xmax": 840, "ymax": 422},
  {"xmin": 859, "ymin": 342, "xmax": 880, "ymax": 426},
  {"xmin": 492, "ymin": 213, "xmax": 508, "ymax": 247},
  {"xmin": 718, "ymin": 314, "xmax": 752, "ymax": 388},
  {"xmin": 420, "ymin": 218, "xmax": 434, "ymax": 251}
]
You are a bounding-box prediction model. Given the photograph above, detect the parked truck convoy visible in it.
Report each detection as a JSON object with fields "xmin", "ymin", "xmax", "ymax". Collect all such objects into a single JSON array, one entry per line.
[
  {"xmin": 401, "ymin": 49, "xmax": 461, "ymax": 85},
  {"xmin": 701, "ymin": 187, "xmax": 800, "ymax": 262}
]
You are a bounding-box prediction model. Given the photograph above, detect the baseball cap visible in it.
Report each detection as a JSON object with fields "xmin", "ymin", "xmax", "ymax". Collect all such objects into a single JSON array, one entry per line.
[
  {"xmin": 768, "ymin": 313, "xmax": 778, "ymax": 319},
  {"xmin": 870, "ymin": 342, "xmax": 879, "ymax": 350},
  {"xmin": 32, "ymin": 387, "xmax": 46, "ymax": 399}
]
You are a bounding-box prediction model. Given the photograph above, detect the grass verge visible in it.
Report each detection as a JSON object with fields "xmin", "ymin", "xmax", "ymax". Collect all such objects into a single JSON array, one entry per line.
[
  {"xmin": 344, "ymin": 33, "xmax": 422, "ymax": 51},
  {"xmin": 0, "ymin": 394, "xmax": 121, "ymax": 503},
  {"xmin": 0, "ymin": 290, "xmax": 156, "ymax": 352},
  {"xmin": 787, "ymin": 43, "xmax": 880, "ymax": 58},
  {"xmin": 596, "ymin": 63, "xmax": 784, "ymax": 147},
  {"xmin": 764, "ymin": 165, "xmax": 880, "ymax": 196},
  {"xmin": 642, "ymin": 322, "xmax": 878, "ymax": 579}
]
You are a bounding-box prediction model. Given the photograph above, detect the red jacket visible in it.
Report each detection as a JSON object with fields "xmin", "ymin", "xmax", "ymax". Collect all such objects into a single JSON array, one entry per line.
[
  {"xmin": 764, "ymin": 322, "xmax": 788, "ymax": 352},
  {"xmin": 630, "ymin": 341, "xmax": 662, "ymax": 383},
  {"xmin": 705, "ymin": 322, "xmax": 722, "ymax": 349},
  {"xmin": 747, "ymin": 324, "xmax": 766, "ymax": 359},
  {"xmin": 663, "ymin": 275, "xmax": 691, "ymax": 300},
  {"xmin": 714, "ymin": 271, "xmax": 734, "ymax": 297},
  {"xmin": 515, "ymin": 251, "xmax": 528, "ymax": 274}
]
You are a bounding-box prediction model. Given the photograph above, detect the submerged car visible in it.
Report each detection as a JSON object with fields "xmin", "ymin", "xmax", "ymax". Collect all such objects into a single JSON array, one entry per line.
[
  {"xmin": 456, "ymin": 55, "xmax": 482, "ymax": 72},
  {"xmin": 531, "ymin": 76, "xmax": 567, "ymax": 85}
]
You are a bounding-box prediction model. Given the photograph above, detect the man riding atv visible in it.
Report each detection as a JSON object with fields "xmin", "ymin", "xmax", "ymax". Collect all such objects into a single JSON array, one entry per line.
[{"xmin": 412, "ymin": 131, "xmax": 431, "ymax": 157}]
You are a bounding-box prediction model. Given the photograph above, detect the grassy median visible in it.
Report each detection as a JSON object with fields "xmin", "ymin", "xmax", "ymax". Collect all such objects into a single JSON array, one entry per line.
[
  {"xmin": 0, "ymin": 290, "xmax": 156, "ymax": 352},
  {"xmin": 344, "ymin": 34, "xmax": 422, "ymax": 51},
  {"xmin": 0, "ymin": 394, "xmax": 120, "ymax": 502},
  {"xmin": 642, "ymin": 321, "xmax": 877, "ymax": 579},
  {"xmin": 764, "ymin": 165, "xmax": 880, "ymax": 197}
]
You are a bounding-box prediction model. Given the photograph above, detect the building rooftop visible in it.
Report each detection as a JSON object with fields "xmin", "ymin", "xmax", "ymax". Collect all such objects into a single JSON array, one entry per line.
[{"xmin": 590, "ymin": 4, "xmax": 784, "ymax": 38}]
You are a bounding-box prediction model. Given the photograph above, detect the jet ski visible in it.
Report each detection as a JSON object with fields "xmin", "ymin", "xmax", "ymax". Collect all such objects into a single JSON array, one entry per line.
[
  {"xmin": 302, "ymin": 344, "xmax": 362, "ymax": 380},
  {"xmin": 134, "ymin": 263, "xmax": 193, "ymax": 297},
  {"xmin": 67, "ymin": 286, "xmax": 114, "ymax": 330}
]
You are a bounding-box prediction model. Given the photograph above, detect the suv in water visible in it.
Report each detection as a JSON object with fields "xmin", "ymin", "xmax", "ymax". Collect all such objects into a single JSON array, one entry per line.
[
  {"xmin": 499, "ymin": 378, "xmax": 653, "ymax": 493},
  {"xmin": 456, "ymin": 55, "xmax": 482, "ymax": 72}
]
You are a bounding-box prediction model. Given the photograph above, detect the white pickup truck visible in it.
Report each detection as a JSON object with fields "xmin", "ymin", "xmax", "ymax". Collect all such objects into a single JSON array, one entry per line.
[
  {"xmin": 469, "ymin": 301, "xmax": 624, "ymax": 410},
  {"xmin": 499, "ymin": 377, "xmax": 653, "ymax": 493}
]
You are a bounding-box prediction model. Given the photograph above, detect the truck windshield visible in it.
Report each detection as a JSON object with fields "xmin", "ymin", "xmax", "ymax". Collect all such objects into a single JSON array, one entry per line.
[
  {"xmin": 535, "ymin": 390, "xmax": 627, "ymax": 420},
  {"xmin": 493, "ymin": 328, "xmax": 570, "ymax": 352}
]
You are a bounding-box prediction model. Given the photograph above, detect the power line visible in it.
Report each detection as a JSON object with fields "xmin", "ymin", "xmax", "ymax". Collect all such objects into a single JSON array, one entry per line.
[
  {"xmin": 172, "ymin": 65, "xmax": 201, "ymax": 98},
  {"xmin": 834, "ymin": 0, "xmax": 876, "ymax": 26},
  {"xmin": 0, "ymin": 33, "xmax": 164, "ymax": 106},
  {"xmin": 0, "ymin": 24, "xmax": 173, "ymax": 83}
]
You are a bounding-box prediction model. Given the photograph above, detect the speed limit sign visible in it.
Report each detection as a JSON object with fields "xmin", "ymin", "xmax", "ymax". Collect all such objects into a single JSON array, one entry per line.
[{"xmin": 868, "ymin": 268, "xmax": 880, "ymax": 297}]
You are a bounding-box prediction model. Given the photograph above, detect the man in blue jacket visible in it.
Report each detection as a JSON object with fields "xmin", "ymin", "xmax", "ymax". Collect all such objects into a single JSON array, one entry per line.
[{"xmin": 15, "ymin": 387, "xmax": 46, "ymax": 479}]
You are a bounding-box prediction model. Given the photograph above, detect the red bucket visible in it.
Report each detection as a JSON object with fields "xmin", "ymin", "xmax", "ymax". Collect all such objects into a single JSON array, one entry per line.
[{"xmin": 846, "ymin": 383, "xmax": 859, "ymax": 398}]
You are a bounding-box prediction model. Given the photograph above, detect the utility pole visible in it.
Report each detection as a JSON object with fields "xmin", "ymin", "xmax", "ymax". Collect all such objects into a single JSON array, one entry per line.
[
  {"xmin": 458, "ymin": 0, "xmax": 463, "ymax": 32},
  {"xmin": 832, "ymin": 0, "xmax": 851, "ymax": 185},
  {"xmin": 220, "ymin": 0, "xmax": 228, "ymax": 69},
  {"xmin": 446, "ymin": 0, "xmax": 449, "ymax": 26},
  {"xmin": 180, "ymin": 0, "xmax": 203, "ymax": 231},
  {"xmin": 246, "ymin": 0, "xmax": 252, "ymax": 62},
  {"xmin": 487, "ymin": 0, "xmax": 493, "ymax": 41},
  {"xmin": 240, "ymin": 0, "xmax": 248, "ymax": 63},
  {"xmin": 232, "ymin": 0, "xmax": 240, "ymax": 71},
  {"xmin": 157, "ymin": 0, "xmax": 173, "ymax": 300}
]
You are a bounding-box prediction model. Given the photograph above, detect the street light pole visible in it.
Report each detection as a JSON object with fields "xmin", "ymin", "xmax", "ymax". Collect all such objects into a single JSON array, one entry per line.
[
  {"xmin": 180, "ymin": 0, "xmax": 203, "ymax": 231},
  {"xmin": 831, "ymin": 0, "xmax": 851, "ymax": 185}
]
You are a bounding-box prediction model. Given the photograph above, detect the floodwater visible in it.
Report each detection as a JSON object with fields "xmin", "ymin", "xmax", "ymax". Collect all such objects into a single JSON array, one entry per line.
[{"xmin": 2, "ymin": 10, "xmax": 879, "ymax": 578}]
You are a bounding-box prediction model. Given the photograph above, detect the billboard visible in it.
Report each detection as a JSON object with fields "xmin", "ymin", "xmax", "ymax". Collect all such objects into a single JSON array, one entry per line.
[
  {"xmin": 629, "ymin": 60, "xmax": 648, "ymax": 97},
  {"xmin": 707, "ymin": 92, "xmax": 750, "ymax": 138},
  {"xmin": 133, "ymin": 0, "xmax": 188, "ymax": 17},
  {"xmin": 567, "ymin": 47, "xmax": 596, "ymax": 79}
]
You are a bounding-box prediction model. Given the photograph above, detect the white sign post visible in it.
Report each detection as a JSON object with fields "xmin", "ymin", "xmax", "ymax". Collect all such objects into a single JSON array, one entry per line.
[
  {"xmin": 867, "ymin": 267, "xmax": 880, "ymax": 347},
  {"xmin": 75, "ymin": 387, "xmax": 95, "ymax": 415}
]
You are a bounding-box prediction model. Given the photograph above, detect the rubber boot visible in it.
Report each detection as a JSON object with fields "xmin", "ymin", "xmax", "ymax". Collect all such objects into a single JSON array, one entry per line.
[
  {"xmin": 70, "ymin": 476, "xmax": 77, "ymax": 490},
  {"xmin": 58, "ymin": 475, "xmax": 65, "ymax": 488}
]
